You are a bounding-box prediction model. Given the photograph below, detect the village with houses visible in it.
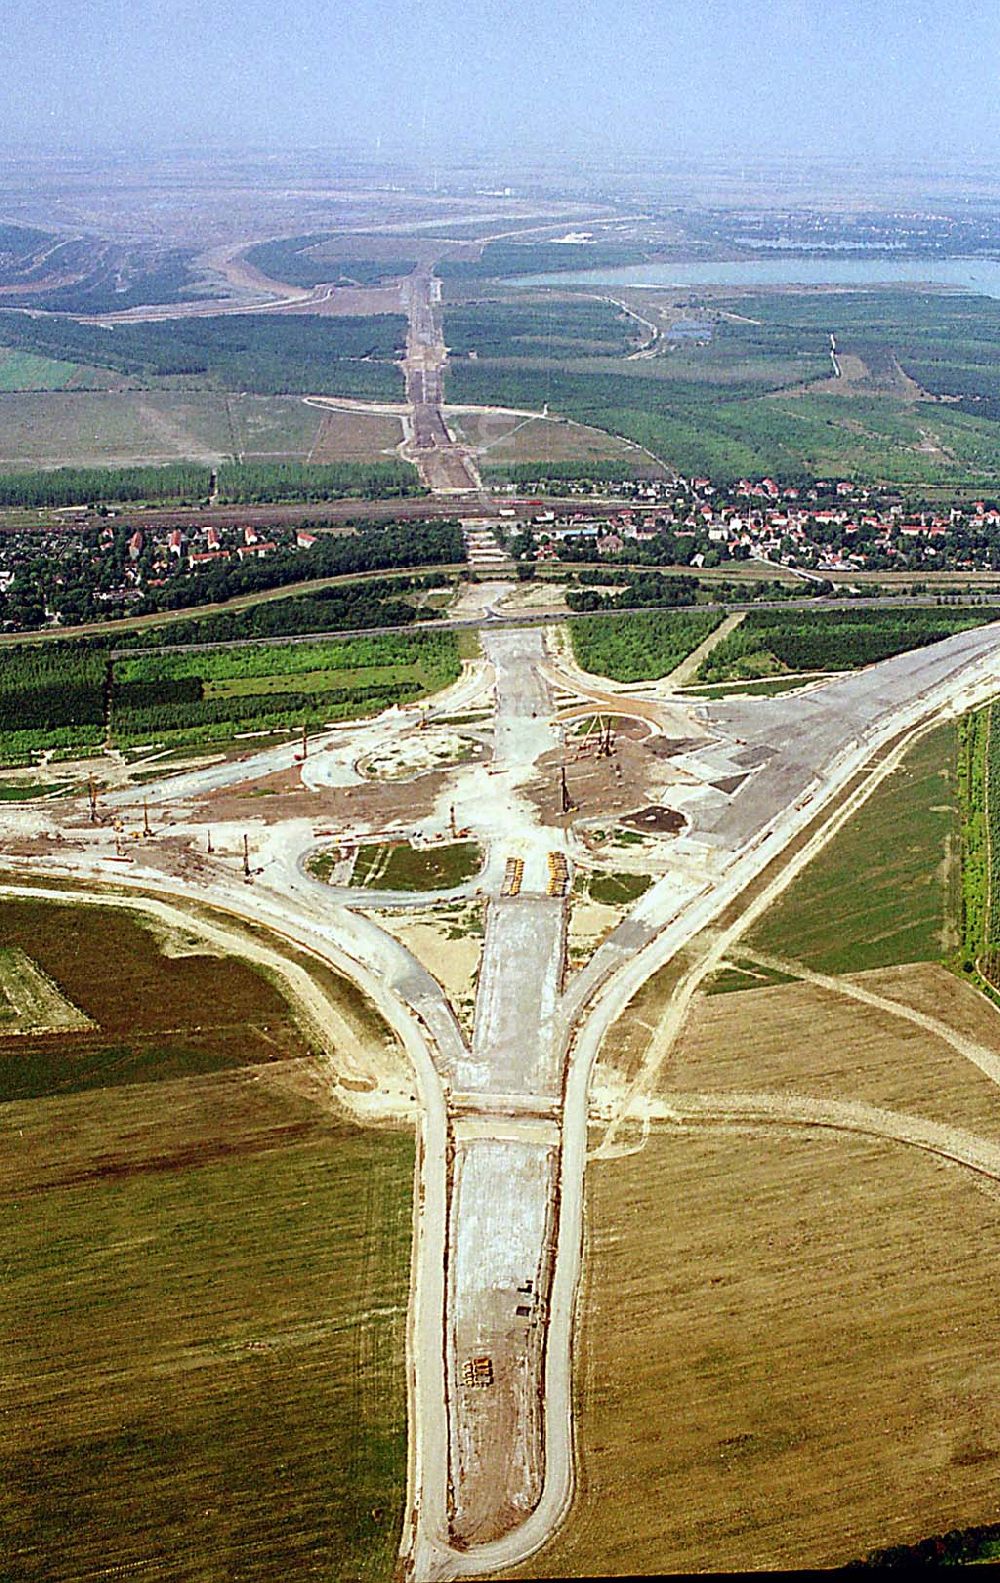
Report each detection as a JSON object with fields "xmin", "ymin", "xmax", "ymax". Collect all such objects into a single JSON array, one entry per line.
[{"xmin": 502, "ymin": 473, "xmax": 1000, "ymax": 579}]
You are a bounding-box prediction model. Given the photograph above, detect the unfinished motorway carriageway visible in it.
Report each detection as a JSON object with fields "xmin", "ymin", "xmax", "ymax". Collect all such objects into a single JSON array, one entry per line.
[{"xmin": 5, "ymin": 602, "xmax": 1000, "ymax": 1576}]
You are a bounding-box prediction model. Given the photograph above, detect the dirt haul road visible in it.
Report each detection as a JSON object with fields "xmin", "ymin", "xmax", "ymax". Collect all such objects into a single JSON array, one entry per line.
[
  {"xmin": 402, "ymin": 268, "xmax": 481, "ymax": 494},
  {"xmin": 5, "ymin": 609, "xmax": 1000, "ymax": 1580}
]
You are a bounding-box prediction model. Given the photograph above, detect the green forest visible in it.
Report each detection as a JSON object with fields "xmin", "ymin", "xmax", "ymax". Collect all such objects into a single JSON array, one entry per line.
[
  {"xmin": 0, "ymin": 312, "xmax": 407, "ymax": 398},
  {"xmin": 0, "ymin": 643, "xmax": 108, "ymax": 764},
  {"xmin": 444, "ymin": 288, "xmax": 1000, "ymax": 487},
  {"xmin": 444, "ymin": 299, "xmax": 639, "ymax": 360},
  {"xmin": 110, "ymin": 629, "xmax": 463, "ymax": 747},
  {"xmin": 215, "ymin": 460, "xmax": 423, "ymax": 502},
  {"xmin": 698, "ymin": 607, "xmax": 1000, "ymax": 681},
  {"xmin": 570, "ymin": 608, "xmax": 724, "ymax": 681},
  {"xmin": 0, "ymin": 464, "xmax": 211, "ymax": 509},
  {"xmin": 0, "ymin": 625, "xmax": 462, "ymax": 761},
  {"xmin": 243, "ymin": 236, "xmax": 415, "ymax": 289}
]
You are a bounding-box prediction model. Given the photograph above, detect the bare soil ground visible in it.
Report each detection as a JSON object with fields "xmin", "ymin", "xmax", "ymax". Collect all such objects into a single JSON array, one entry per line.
[
  {"xmin": 589, "ymin": 953, "xmax": 695, "ymax": 1094},
  {"xmin": 515, "ymin": 1127, "xmax": 1000, "ymax": 1577},
  {"xmin": 448, "ymin": 410, "xmax": 640, "ymax": 465},
  {"xmin": 364, "ymin": 902, "xmax": 484, "ymax": 1038},
  {"xmin": 529, "ymin": 718, "xmax": 658, "ymax": 830},
  {"xmin": 662, "ymin": 968, "xmax": 1000, "ymax": 1142},
  {"xmin": 566, "ymin": 895, "xmax": 622, "ymax": 973},
  {"xmin": 494, "ymin": 582, "xmax": 569, "ymax": 614},
  {"xmin": 269, "ymin": 286, "xmax": 404, "ymax": 318},
  {"xmin": 200, "ymin": 766, "xmax": 449, "ymax": 831},
  {"xmin": 307, "ymin": 406, "xmax": 405, "ymax": 462}
]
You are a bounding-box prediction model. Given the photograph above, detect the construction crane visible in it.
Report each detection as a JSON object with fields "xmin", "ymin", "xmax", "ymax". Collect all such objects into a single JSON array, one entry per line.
[
  {"xmin": 243, "ymin": 833, "xmax": 251, "ymax": 879},
  {"xmin": 87, "ymin": 775, "xmax": 99, "ymax": 824}
]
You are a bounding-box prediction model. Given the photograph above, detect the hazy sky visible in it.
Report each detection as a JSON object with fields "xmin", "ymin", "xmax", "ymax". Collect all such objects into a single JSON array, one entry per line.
[{"xmin": 3, "ymin": 0, "xmax": 999, "ymax": 165}]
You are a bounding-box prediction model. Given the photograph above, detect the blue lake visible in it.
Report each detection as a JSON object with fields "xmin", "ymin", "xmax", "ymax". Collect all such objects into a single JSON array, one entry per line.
[{"xmin": 517, "ymin": 257, "xmax": 1000, "ymax": 297}]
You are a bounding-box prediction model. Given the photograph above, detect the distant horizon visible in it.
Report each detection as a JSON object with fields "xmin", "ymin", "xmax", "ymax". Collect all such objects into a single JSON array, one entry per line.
[{"xmin": 3, "ymin": 0, "xmax": 999, "ymax": 172}]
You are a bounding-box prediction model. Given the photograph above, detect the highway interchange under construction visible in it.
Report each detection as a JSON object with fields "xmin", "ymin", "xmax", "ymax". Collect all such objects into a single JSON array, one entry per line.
[
  {"xmin": 6, "ymin": 253, "xmax": 1000, "ymax": 1579},
  {"xmin": 5, "ymin": 605, "xmax": 1000, "ymax": 1577}
]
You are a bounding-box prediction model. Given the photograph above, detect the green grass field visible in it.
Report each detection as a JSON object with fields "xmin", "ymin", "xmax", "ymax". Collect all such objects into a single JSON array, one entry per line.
[
  {"xmin": 0, "ymin": 349, "xmax": 99, "ymax": 392},
  {"xmin": 745, "ymin": 722, "xmax": 959, "ymax": 974},
  {"xmin": 0, "ymin": 392, "xmax": 332, "ymax": 470},
  {"xmin": 0, "ymin": 392, "xmax": 233, "ymax": 469},
  {"xmin": 351, "ymin": 839, "xmax": 482, "ymax": 891},
  {"xmin": 587, "ymin": 871, "xmax": 651, "ymax": 905},
  {"xmin": 2, "ymin": 1086, "xmax": 412, "ymax": 1582}
]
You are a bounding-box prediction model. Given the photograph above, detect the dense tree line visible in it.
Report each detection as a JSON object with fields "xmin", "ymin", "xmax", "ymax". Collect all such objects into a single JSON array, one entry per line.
[
  {"xmin": 0, "ymin": 464, "xmax": 211, "ymax": 508},
  {"xmin": 0, "ymin": 312, "xmax": 407, "ymax": 396},
  {"xmin": 855, "ymin": 1520, "xmax": 1000, "ymax": 1568},
  {"xmin": 216, "ymin": 460, "xmax": 423, "ymax": 503},
  {"xmin": 700, "ymin": 607, "xmax": 1000, "ymax": 681},
  {"xmin": 0, "ymin": 643, "xmax": 107, "ymax": 731},
  {"xmin": 116, "ymin": 575, "xmax": 443, "ymax": 648},
  {"xmin": 483, "ymin": 459, "xmax": 663, "ymax": 486}
]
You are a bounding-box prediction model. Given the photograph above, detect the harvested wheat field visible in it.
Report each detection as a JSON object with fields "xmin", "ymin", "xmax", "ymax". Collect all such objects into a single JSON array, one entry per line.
[
  {"xmin": 512, "ymin": 1127, "xmax": 1000, "ymax": 1578},
  {"xmin": 1, "ymin": 1062, "xmax": 414, "ymax": 1582},
  {"xmin": 662, "ymin": 964, "xmax": 1000, "ymax": 1143}
]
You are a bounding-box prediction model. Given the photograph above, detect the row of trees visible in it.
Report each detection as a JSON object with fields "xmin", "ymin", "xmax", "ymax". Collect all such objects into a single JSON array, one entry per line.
[
  {"xmin": 215, "ymin": 461, "xmax": 423, "ymax": 503},
  {"xmin": 700, "ymin": 607, "xmax": 1000, "ymax": 681},
  {"xmin": 567, "ymin": 571, "xmax": 700, "ymax": 612},
  {"xmin": 0, "ymin": 464, "xmax": 211, "ymax": 509}
]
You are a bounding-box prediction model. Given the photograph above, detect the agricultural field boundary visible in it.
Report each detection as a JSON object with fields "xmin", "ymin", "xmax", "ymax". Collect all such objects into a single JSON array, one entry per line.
[
  {"xmin": 737, "ymin": 947, "xmax": 1000, "ymax": 1088},
  {"xmin": 0, "ymin": 881, "xmax": 414, "ymax": 1121},
  {"xmin": 635, "ymin": 1091, "xmax": 1000, "ymax": 1184},
  {"xmin": 591, "ymin": 705, "xmax": 994, "ymax": 1159},
  {"xmin": 0, "ymin": 945, "xmax": 95, "ymax": 1036}
]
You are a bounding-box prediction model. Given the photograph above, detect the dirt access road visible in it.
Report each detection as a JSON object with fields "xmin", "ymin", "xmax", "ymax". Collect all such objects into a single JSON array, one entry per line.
[
  {"xmin": 7, "ymin": 612, "xmax": 1000, "ymax": 1579},
  {"xmin": 401, "ymin": 267, "xmax": 482, "ymax": 494}
]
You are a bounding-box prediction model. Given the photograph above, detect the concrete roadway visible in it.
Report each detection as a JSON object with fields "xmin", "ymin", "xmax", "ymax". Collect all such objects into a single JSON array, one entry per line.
[{"xmin": 7, "ymin": 616, "xmax": 1000, "ymax": 1579}]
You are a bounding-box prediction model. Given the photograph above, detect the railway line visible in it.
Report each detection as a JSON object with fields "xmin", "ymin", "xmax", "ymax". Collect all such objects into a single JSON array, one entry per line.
[{"xmin": 8, "ymin": 225, "xmax": 1000, "ymax": 1580}]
